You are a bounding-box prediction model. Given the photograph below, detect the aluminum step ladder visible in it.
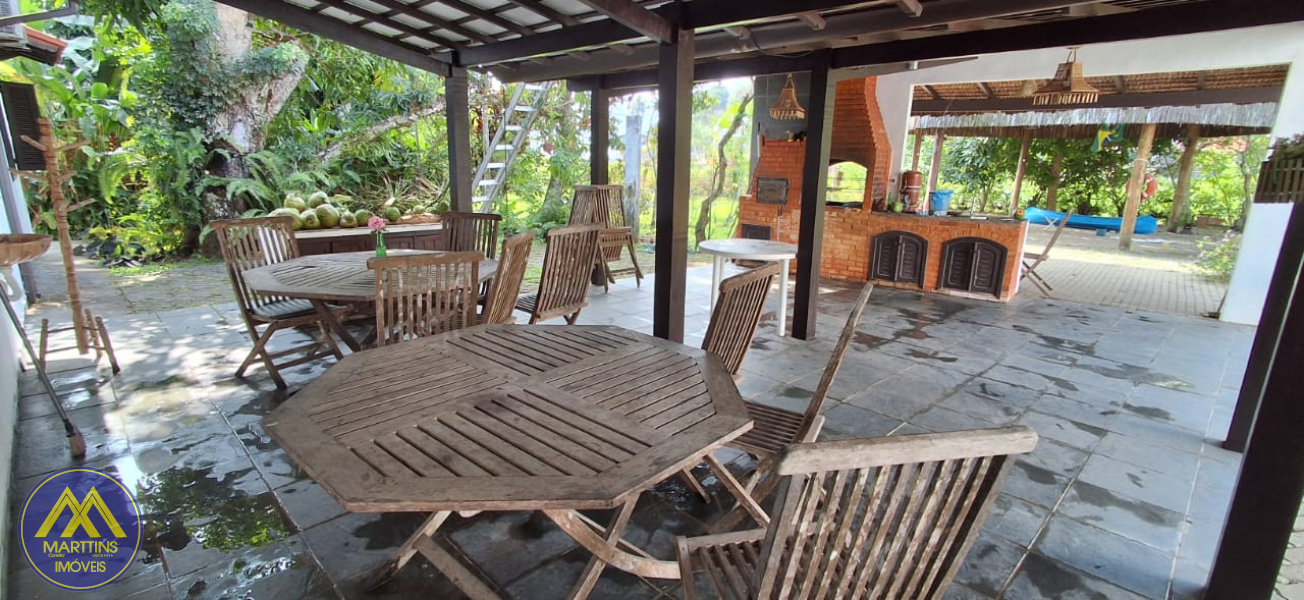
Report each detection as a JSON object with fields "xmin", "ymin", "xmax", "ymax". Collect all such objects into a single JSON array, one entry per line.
[{"xmin": 472, "ymin": 81, "xmax": 555, "ymax": 212}]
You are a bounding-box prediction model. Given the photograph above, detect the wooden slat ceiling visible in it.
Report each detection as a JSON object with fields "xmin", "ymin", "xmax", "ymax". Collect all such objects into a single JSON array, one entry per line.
[
  {"xmin": 216, "ymin": 0, "xmax": 1266, "ymax": 80},
  {"xmin": 913, "ymin": 65, "xmax": 1288, "ymax": 102}
]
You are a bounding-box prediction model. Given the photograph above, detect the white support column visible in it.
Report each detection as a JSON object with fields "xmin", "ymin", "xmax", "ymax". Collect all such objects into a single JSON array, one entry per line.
[{"xmin": 1222, "ymin": 59, "xmax": 1304, "ymax": 325}]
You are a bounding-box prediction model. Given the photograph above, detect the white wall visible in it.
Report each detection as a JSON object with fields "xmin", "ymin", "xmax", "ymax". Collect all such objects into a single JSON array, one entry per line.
[
  {"xmin": 0, "ymin": 95, "xmax": 31, "ymax": 591},
  {"xmin": 873, "ymin": 23, "xmax": 1304, "ymax": 324}
]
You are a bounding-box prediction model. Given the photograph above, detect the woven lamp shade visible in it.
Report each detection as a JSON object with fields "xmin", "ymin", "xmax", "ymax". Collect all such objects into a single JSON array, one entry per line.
[
  {"xmin": 1032, "ymin": 54, "xmax": 1100, "ymax": 106},
  {"xmin": 770, "ymin": 74, "xmax": 807, "ymax": 120}
]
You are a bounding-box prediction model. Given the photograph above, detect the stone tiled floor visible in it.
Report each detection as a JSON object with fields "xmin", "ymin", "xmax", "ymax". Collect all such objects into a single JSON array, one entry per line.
[{"xmin": 8, "ymin": 265, "xmax": 1253, "ymax": 599}]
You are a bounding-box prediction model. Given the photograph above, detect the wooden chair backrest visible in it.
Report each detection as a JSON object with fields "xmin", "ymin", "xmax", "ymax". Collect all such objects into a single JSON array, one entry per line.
[
  {"xmin": 795, "ymin": 282, "xmax": 874, "ymax": 442},
  {"xmin": 441, "ymin": 211, "xmax": 502, "ymax": 259},
  {"xmin": 369, "ymin": 251, "xmax": 481, "ymax": 346},
  {"xmin": 574, "ymin": 184, "xmax": 627, "ymax": 228},
  {"xmin": 701, "ymin": 262, "xmax": 781, "ymax": 375},
  {"xmin": 533, "ymin": 223, "xmax": 600, "ymax": 319},
  {"xmin": 755, "ymin": 427, "xmax": 1039, "ymax": 600},
  {"xmin": 568, "ymin": 189, "xmax": 598, "ymax": 225},
  {"xmin": 212, "ymin": 216, "xmax": 300, "ymax": 314},
  {"xmin": 482, "ymin": 230, "xmax": 535, "ymax": 324}
]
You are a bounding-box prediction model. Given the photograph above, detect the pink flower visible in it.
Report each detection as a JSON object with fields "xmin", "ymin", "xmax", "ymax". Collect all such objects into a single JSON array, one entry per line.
[{"xmin": 368, "ymin": 216, "xmax": 387, "ymax": 232}]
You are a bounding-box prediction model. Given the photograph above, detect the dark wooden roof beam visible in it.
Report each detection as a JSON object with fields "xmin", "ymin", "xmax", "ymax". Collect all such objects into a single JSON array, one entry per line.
[
  {"xmin": 1065, "ymin": 2, "xmax": 1135, "ymax": 17},
  {"xmin": 895, "ymin": 0, "xmax": 924, "ymax": 17},
  {"xmin": 911, "ymin": 86, "xmax": 1283, "ymax": 113},
  {"xmin": 724, "ymin": 26, "xmax": 752, "ymax": 39},
  {"xmin": 489, "ymin": 0, "xmax": 1111, "ymax": 80},
  {"xmin": 798, "ymin": 12, "xmax": 828, "ymax": 30},
  {"xmin": 830, "ymin": 0, "xmax": 1304, "ymax": 71},
  {"xmin": 457, "ymin": 0, "xmax": 878, "ymax": 67},
  {"xmin": 575, "ymin": 0, "xmax": 673, "ymax": 43},
  {"xmin": 1113, "ymin": 75, "xmax": 1127, "ymax": 93},
  {"xmin": 511, "ymin": 0, "xmax": 580, "ymax": 27},
  {"xmin": 434, "ymin": 0, "xmax": 535, "ymax": 37},
  {"xmin": 977, "ymin": 81, "xmax": 996, "ymax": 99},
  {"xmin": 374, "ymin": 0, "xmax": 496, "ymax": 45},
  {"xmin": 309, "ymin": 0, "xmax": 465, "ymax": 49},
  {"xmin": 923, "ymin": 84, "xmax": 942, "ymax": 100},
  {"xmin": 215, "ymin": 0, "xmax": 451, "ymax": 75}
]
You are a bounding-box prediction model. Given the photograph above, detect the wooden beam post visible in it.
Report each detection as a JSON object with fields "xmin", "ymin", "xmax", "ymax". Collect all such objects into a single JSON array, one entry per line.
[
  {"xmin": 445, "ymin": 67, "xmax": 474, "ymax": 212},
  {"xmin": 1167, "ymin": 124, "xmax": 1201, "ymax": 232},
  {"xmin": 653, "ymin": 27, "xmax": 693, "ymax": 342},
  {"xmin": 591, "ymin": 88, "xmax": 611, "ymax": 185},
  {"xmin": 1046, "ymin": 150, "xmax": 1063, "ymax": 212},
  {"xmin": 926, "ymin": 132, "xmax": 944, "ymax": 199},
  {"xmin": 575, "ymin": 0, "xmax": 673, "ymax": 43},
  {"xmin": 1119, "ymin": 123, "xmax": 1156, "ymax": 251},
  {"xmin": 910, "ymin": 131, "xmax": 923, "ymax": 172},
  {"xmin": 792, "ymin": 61, "xmax": 836, "ymax": 340},
  {"xmin": 1010, "ymin": 130, "xmax": 1031, "ymax": 216},
  {"xmin": 1207, "ymin": 204, "xmax": 1304, "ymax": 597}
]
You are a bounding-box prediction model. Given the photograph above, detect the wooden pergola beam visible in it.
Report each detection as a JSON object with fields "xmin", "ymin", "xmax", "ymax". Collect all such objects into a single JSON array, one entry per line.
[
  {"xmin": 590, "ymin": 88, "xmax": 610, "ymax": 185},
  {"xmin": 576, "ymin": 0, "xmax": 673, "ymax": 43},
  {"xmin": 1118, "ymin": 123, "xmax": 1156, "ymax": 251},
  {"xmin": 445, "ymin": 67, "xmax": 473, "ymax": 211},
  {"xmin": 216, "ymin": 0, "xmax": 452, "ymax": 75},
  {"xmin": 910, "ymin": 87, "xmax": 1283, "ymax": 113},
  {"xmin": 894, "ymin": 0, "xmax": 924, "ymax": 17}
]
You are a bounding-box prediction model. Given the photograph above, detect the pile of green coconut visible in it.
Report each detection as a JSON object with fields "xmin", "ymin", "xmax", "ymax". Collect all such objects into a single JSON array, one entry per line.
[{"xmin": 266, "ymin": 191, "xmax": 432, "ymax": 230}]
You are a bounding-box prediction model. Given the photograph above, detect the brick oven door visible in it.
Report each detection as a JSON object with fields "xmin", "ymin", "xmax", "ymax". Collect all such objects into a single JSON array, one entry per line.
[
  {"xmin": 871, "ymin": 235, "xmax": 900, "ymax": 281},
  {"xmin": 897, "ymin": 236, "xmax": 925, "ymax": 287},
  {"xmin": 970, "ymin": 243, "xmax": 1003, "ymax": 296}
]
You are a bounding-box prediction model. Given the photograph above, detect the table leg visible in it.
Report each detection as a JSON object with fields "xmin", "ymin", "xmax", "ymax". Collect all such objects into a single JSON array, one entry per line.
[
  {"xmin": 365, "ymin": 511, "xmax": 452, "ymax": 591},
  {"xmin": 543, "ymin": 509, "xmax": 680, "ymax": 580},
  {"xmin": 710, "ymin": 254, "xmax": 723, "ymax": 308},
  {"xmin": 312, "ymin": 299, "xmax": 360, "ymax": 352},
  {"xmin": 778, "ymin": 258, "xmax": 790, "ymax": 337},
  {"xmin": 568, "ymin": 499, "xmax": 638, "ymax": 600}
]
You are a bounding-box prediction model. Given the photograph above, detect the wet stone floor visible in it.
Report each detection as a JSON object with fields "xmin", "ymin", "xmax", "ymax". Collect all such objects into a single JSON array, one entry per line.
[{"xmin": 7, "ymin": 266, "xmax": 1253, "ymax": 599}]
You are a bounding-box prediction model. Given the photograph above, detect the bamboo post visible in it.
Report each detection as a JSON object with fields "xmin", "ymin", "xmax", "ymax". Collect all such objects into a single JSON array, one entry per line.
[
  {"xmin": 926, "ymin": 132, "xmax": 944, "ymax": 200},
  {"xmin": 1120, "ymin": 123, "xmax": 1158, "ymax": 251},
  {"xmin": 1010, "ymin": 130, "xmax": 1032, "ymax": 216},
  {"xmin": 1168, "ymin": 124, "xmax": 1201, "ymax": 233},
  {"xmin": 23, "ymin": 118, "xmax": 89, "ymax": 352},
  {"xmin": 910, "ymin": 131, "xmax": 923, "ymax": 172}
]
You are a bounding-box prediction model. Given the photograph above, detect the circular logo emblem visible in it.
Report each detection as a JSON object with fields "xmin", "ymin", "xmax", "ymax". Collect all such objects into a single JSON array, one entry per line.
[{"xmin": 20, "ymin": 469, "xmax": 141, "ymax": 590}]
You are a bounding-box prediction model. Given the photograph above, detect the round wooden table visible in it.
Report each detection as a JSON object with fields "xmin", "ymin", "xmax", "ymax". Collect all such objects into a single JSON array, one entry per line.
[
  {"xmin": 699, "ymin": 239, "xmax": 797, "ymax": 337},
  {"xmin": 243, "ymin": 250, "xmax": 497, "ymax": 351}
]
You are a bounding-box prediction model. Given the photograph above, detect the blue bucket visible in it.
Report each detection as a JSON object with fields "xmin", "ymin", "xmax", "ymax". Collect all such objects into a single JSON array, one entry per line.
[{"xmin": 930, "ymin": 190, "xmax": 954, "ymax": 214}]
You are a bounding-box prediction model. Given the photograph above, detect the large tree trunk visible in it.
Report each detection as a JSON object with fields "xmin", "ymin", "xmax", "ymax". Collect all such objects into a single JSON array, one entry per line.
[
  {"xmin": 694, "ymin": 93, "xmax": 751, "ymax": 247},
  {"xmin": 201, "ymin": 5, "xmax": 307, "ymax": 221},
  {"xmin": 1046, "ymin": 151, "xmax": 1063, "ymax": 212},
  {"xmin": 1168, "ymin": 125, "xmax": 1200, "ymax": 233}
]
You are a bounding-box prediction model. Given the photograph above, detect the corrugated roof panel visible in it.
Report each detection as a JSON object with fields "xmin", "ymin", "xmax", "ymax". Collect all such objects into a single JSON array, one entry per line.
[
  {"xmin": 318, "ymin": 6, "xmax": 367, "ymax": 25},
  {"xmin": 497, "ymin": 6, "xmax": 549, "ymax": 27},
  {"xmin": 391, "ymin": 12, "xmax": 436, "ymax": 29},
  {"xmin": 361, "ymin": 21, "xmax": 407, "ymax": 38}
]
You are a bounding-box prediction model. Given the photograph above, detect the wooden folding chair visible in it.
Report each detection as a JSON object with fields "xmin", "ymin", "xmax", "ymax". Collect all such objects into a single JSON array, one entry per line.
[
  {"xmin": 369, "ymin": 251, "xmax": 481, "ymax": 346},
  {"xmin": 212, "ymin": 216, "xmax": 346, "ymax": 389},
  {"xmin": 1022, "ymin": 209, "xmax": 1072, "ymax": 296},
  {"xmin": 441, "ymin": 211, "xmax": 502, "ymax": 259},
  {"xmin": 574, "ymin": 184, "xmax": 644, "ymax": 291},
  {"xmin": 514, "ymin": 224, "xmax": 600, "ymax": 324},
  {"xmin": 479, "ymin": 230, "xmax": 535, "ymax": 325},
  {"xmin": 710, "ymin": 282, "xmax": 874, "ymax": 531},
  {"xmin": 676, "ymin": 427, "xmax": 1039, "ymax": 600},
  {"xmin": 702, "ymin": 263, "xmax": 781, "ymax": 377}
]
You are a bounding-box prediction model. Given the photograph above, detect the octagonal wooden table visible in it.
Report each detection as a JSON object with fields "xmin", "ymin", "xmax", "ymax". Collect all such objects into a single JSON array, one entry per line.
[
  {"xmin": 264, "ymin": 324, "xmax": 757, "ymax": 599},
  {"xmin": 242, "ymin": 250, "xmax": 498, "ymax": 352}
]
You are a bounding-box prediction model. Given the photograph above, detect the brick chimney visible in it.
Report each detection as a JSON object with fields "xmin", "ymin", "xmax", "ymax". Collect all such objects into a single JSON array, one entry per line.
[{"xmin": 831, "ymin": 77, "xmax": 893, "ymax": 207}]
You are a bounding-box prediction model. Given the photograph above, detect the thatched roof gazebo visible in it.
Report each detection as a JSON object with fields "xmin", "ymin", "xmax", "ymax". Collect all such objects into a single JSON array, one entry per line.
[{"xmin": 905, "ymin": 65, "xmax": 1283, "ymax": 242}]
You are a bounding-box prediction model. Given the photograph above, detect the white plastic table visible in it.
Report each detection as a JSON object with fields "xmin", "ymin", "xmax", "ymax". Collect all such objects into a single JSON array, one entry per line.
[{"xmin": 699, "ymin": 239, "xmax": 798, "ymax": 337}]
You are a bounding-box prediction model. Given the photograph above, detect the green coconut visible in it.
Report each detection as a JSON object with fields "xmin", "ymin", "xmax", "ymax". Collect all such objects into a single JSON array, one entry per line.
[
  {"xmin": 283, "ymin": 194, "xmax": 307, "ymax": 212},
  {"xmin": 382, "ymin": 206, "xmax": 402, "ymax": 223},
  {"xmin": 300, "ymin": 209, "xmax": 322, "ymax": 229},
  {"xmin": 339, "ymin": 212, "xmax": 358, "ymax": 228},
  {"xmin": 268, "ymin": 208, "xmax": 304, "ymax": 230},
  {"xmin": 329, "ymin": 194, "xmax": 352, "ymax": 208},
  {"xmin": 307, "ymin": 191, "xmax": 330, "ymax": 208},
  {"xmin": 315, "ymin": 204, "xmax": 341, "ymax": 228},
  {"xmin": 353, "ymin": 209, "xmax": 374, "ymax": 226}
]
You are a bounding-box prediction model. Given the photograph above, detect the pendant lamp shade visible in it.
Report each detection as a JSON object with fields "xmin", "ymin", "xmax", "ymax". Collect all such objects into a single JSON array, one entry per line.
[
  {"xmin": 1032, "ymin": 49, "xmax": 1101, "ymax": 106},
  {"xmin": 770, "ymin": 74, "xmax": 806, "ymax": 120}
]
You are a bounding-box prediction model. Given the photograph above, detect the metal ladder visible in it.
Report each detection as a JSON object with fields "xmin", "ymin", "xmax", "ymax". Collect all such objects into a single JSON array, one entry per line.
[{"xmin": 472, "ymin": 81, "xmax": 555, "ymax": 212}]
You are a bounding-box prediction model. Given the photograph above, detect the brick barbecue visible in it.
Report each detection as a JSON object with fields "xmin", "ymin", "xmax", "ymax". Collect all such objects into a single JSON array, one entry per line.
[{"xmin": 739, "ymin": 75, "xmax": 1027, "ymax": 301}]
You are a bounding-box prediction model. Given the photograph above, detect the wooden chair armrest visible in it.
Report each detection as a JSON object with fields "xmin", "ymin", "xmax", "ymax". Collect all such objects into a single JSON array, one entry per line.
[{"xmin": 802, "ymin": 415, "xmax": 825, "ymax": 443}]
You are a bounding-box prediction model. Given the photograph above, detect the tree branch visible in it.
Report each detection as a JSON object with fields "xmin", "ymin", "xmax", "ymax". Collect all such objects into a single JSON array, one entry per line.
[
  {"xmin": 694, "ymin": 92, "xmax": 752, "ymax": 247},
  {"xmin": 317, "ymin": 100, "xmax": 447, "ymax": 163}
]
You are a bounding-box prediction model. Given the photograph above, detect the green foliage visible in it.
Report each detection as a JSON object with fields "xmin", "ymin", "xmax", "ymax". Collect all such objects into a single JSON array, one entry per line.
[
  {"xmin": 1272, "ymin": 134, "xmax": 1304, "ymax": 161},
  {"xmin": 1195, "ymin": 231, "xmax": 1241, "ymax": 281},
  {"xmin": 940, "ymin": 137, "xmax": 1021, "ymax": 212}
]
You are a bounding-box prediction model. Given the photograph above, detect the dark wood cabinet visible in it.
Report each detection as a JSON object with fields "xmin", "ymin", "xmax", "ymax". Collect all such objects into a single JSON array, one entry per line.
[
  {"xmin": 295, "ymin": 224, "xmax": 443, "ymax": 256},
  {"xmin": 940, "ymin": 237, "xmax": 1007, "ymax": 297},
  {"xmin": 870, "ymin": 231, "xmax": 927, "ymax": 287}
]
